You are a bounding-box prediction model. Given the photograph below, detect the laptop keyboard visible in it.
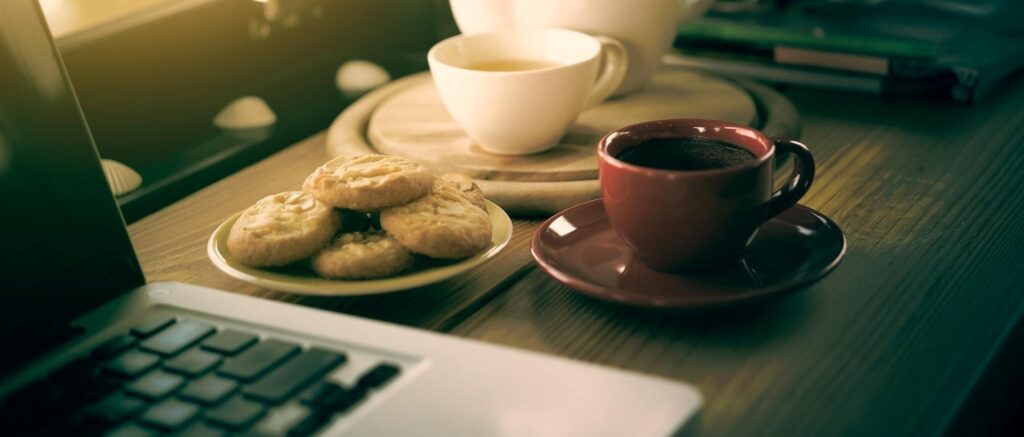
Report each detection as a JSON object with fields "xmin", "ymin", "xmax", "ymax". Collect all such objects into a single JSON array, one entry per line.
[{"xmin": 1, "ymin": 314, "xmax": 403, "ymax": 436}]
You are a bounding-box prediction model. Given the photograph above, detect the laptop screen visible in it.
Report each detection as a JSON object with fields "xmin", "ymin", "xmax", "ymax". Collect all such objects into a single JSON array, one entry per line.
[{"xmin": 0, "ymin": 0, "xmax": 146, "ymax": 374}]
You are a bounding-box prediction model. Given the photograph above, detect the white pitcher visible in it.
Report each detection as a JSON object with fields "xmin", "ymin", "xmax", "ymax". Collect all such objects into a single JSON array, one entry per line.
[{"xmin": 449, "ymin": 0, "xmax": 713, "ymax": 96}]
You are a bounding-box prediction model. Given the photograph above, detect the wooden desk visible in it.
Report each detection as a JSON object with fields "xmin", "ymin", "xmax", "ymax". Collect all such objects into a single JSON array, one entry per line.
[{"xmin": 128, "ymin": 76, "xmax": 1024, "ymax": 436}]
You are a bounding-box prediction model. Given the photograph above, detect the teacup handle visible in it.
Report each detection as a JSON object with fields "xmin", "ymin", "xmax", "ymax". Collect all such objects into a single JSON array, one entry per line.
[
  {"xmin": 766, "ymin": 138, "xmax": 816, "ymax": 219},
  {"xmin": 581, "ymin": 36, "xmax": 628, "ymax": 109}
]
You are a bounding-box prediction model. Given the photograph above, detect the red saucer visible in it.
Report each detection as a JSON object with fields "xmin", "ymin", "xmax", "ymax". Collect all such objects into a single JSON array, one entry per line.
[{"xmin": 531, "ymin": 199, "xmax": 846, "ymax": 309}]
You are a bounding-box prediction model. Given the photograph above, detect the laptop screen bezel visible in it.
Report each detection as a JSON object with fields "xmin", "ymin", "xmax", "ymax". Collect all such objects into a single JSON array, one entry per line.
[{"xmin": 0, "ymin": 0, "xmax": 146, "ymax": 375}]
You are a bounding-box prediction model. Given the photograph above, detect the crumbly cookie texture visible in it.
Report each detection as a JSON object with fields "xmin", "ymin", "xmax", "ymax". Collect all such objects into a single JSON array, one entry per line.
[
  {"xmin": 303, "ymin": 154, "xmax": 435, "ymax": 211},
  {"xmin": 438, "ymin": 173, "xmax": 486, "ymax": 210},
  {"xmin": 380, "ymin": 181, "xmax": 492, "ymax": 259},
  {"xmin": 228, "ymin": 191, "xmax": 340, "ymax": 267},
  {"xmin": 312, "ymin": 231, "xmax": 413, "ymax": 279}
]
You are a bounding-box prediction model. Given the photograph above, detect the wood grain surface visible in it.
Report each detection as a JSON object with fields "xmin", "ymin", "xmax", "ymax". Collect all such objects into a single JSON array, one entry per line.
[
  {"xmin": 451, "ymin": 78, "xmax": 1024, "ymax": 435},
  {"xmin": 128, "ymin": 73, "xmax": 1024, "ymax": 436}
]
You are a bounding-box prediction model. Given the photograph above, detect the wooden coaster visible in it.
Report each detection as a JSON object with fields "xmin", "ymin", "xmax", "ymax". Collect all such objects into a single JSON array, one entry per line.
[
  {"xmin": 326, "ymin": 68, "xmax": 800, "ymax": 216},
  {"xmin": 367, "ymin": 70, "xmax": 756, "ymax": 182}
]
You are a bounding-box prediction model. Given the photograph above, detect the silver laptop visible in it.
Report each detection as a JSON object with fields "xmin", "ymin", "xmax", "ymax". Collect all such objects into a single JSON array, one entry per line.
[{"xmin": 0, "ymin": 1, "xmax": 701, "ymax": 435}]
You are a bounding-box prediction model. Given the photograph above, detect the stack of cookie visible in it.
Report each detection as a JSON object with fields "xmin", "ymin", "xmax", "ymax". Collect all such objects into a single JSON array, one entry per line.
[{"xmin": 227, "ymin": 155, "xmax": 493, "ymax": 279}]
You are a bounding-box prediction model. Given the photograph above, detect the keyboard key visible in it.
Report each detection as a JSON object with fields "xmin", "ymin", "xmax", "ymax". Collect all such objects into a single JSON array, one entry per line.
[
  {"xmin": 249, "ymin": 403, "xmax": 312, "ymax": 436},
  {"xmin": 125, "ymin": 370, "xmax": 186, "ymax": 400},
  {"xmin": 287, "ymin": 411, "xmax": 334, "ymax": 437},
  {"xmin": 82, "ymin": 392, "xmax": 147, "ymax": 424},
  {"xmin": 107, "ymin": 422, "xmax": 159, "ymax": 437},
  {"xmin": 179, "ymin": 374, "xmax": 238, "ymax": 405},
  {"xmin": 243, "ymin": 349, "xmax": 346, "ymax": 404},
  {"xmin": 174, "ymin": 421, "xmax": 226, "ymax": 437},
  {"xmin": 299, "ymin": 382, "xmax": 335, "ymax": 405},
  {"xmin": 105, "ymin": 350, "xmax": 161, "ymax": 378},
  {"xmin": 205, "ymin": 396, "xmax": 266, "ymax": 430},
  {"xmin": 299, "ymin": 382, "xmax": 328, "ymax": 404},
  {"xmin": 201, "ymin": 330, "xmax": 258, "ymax": 355},
  {"xmin": 218, "ymin": 339, "xmax": 299, "ymax": 381},
  {"xmin": 165, "ymin": 348, "xmax": 222, "ymax": 376},
  {"xmin": 91, "ymin": 334, "xmax": 139, "ymax": 359},
  {"xmin": 301, "ymin": 382, "xmax": 365, "ymax": 413},
  {"xmin": 139, "ymin": 398, "xmax": 201, "ymax": 431},
  {"xmin": 131, "ymin": 315, "xmax": 176, "ymax": 338},
  {"xmin": 139, "ymin": 321, "xmax": 215, "ymax": 356},
  {"xmin": 357, "ymin": 363, "xmax": 400, "ymax": 390},
  {"xmin": 323, "ymin": 354, "xmax": 378, "ymax": 388}
]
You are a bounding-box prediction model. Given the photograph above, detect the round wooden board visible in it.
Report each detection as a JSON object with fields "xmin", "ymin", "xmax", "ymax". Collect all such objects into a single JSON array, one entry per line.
[
  {"xmin": 326, "ymin": 68, "xmax": 800, "ymax": 216},
  {"xmin": 367, "ymin": 70, "xmax": 756, "ymax": 182}
]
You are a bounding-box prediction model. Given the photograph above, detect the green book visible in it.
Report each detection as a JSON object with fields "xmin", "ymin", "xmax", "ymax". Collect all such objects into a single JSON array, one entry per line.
[{"xmin": 678, "ymin": 11, "xmax": 949, "ymax": 60}]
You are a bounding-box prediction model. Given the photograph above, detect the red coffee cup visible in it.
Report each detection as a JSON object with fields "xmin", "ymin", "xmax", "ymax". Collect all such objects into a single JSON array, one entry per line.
[{"xmin": 598, "ymin": 119, "xmax": 815, "ymax": 272}]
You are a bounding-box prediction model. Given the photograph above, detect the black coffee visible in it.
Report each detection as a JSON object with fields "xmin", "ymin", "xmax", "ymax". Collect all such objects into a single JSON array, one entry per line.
[{"xmin": 615, "ymin": 137, "xmax": 755, "ymax": 171}]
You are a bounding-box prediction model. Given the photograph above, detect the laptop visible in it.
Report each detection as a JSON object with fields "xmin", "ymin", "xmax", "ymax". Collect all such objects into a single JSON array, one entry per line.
[{"xmin": 0, "ymin": 1, "xmax": 701, "ymax": 435}]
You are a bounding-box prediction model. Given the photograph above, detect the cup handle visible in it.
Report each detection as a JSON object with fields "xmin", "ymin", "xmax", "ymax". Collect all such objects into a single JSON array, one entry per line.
[
  {"xmin": 765, "ymin": 138, "xmax": 816, "ymax": 219},
  {"xmin": 581, "ymin": 36, "xmax": 629, "ymax": 109}
]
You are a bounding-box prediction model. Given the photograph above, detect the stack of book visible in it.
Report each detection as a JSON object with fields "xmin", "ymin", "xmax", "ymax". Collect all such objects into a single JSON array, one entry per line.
[{"xmin": 670, "ymin": 1, "xmax": 1024, "ymax": 103}]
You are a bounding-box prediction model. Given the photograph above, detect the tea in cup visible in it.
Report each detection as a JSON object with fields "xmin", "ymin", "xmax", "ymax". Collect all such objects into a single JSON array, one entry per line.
[
  {"xmin": 428, "ymin": 28, "xmax": 628, "ymax": 155},
  {"xmin": 448, "ymin": 0, "xmax": 684, "ymax": 96},
  {"xmin": 599, "ymin": 119, "xmax": 816, "ymax": 272}
]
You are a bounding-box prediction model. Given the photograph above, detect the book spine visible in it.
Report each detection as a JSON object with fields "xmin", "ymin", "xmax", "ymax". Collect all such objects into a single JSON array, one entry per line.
[
  {"xmin": 663, "ymin": 52, "xmax": 883, "ymax": 94},
  {"xmin": 664, "ymin": 52, "xmax": 968, "ymax": 102},
  {"xmin": 773, "ymin": 46, "xmax": 888, "ymax": 76},
  {"xmin": 772, "ymin": 46, "xmax": 955, "ymax": 80},
  {"xmin": 678, "ymin": 19, "xmax": 942, "ymax": 59}
]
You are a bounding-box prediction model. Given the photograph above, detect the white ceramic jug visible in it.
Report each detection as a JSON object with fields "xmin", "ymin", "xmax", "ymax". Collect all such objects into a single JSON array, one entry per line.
[{"xmin": 449, "ymin": 0, "xmax": 711, "ymax": 96}]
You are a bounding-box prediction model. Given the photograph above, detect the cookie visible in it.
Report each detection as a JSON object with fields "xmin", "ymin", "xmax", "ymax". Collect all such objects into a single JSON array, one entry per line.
[
  {"xmin": 380, "ymin": 182, "xmax": 492, "ymax": 259},
  {"xmin": 312, "ymin": 231, "xmax": 413, "ymax": 279},
  {"xmin": 228, "ymin": 191, "xmax": 340, "ymax": 267},
  {"xmin": 303, "ymin": 155, "xmax": 435, "ymax": 211},
  {"xmin": 438, "ymin": 173, "xmax": 486, "ymax": 210}
]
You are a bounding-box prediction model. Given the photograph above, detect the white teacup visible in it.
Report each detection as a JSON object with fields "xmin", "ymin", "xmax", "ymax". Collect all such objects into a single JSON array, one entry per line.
[
  {"xmin": 449, "ymin": 0, "xmax": 690, "ymax": 96},
  {"xmin": 427, "ymin": 28, "xmax": 628, "ymax": 155}
]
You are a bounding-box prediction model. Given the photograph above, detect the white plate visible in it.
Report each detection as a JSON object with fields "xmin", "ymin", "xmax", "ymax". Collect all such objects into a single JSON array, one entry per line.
[{"xmin": 207, "ymin": 200, "xmax": 513, "ymax": 295}]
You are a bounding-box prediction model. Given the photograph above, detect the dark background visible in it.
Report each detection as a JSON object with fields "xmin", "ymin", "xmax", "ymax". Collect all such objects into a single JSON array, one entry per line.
[{"xmin": 60, "ymin": 0, "xmax": 457, "ymax": 222}]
